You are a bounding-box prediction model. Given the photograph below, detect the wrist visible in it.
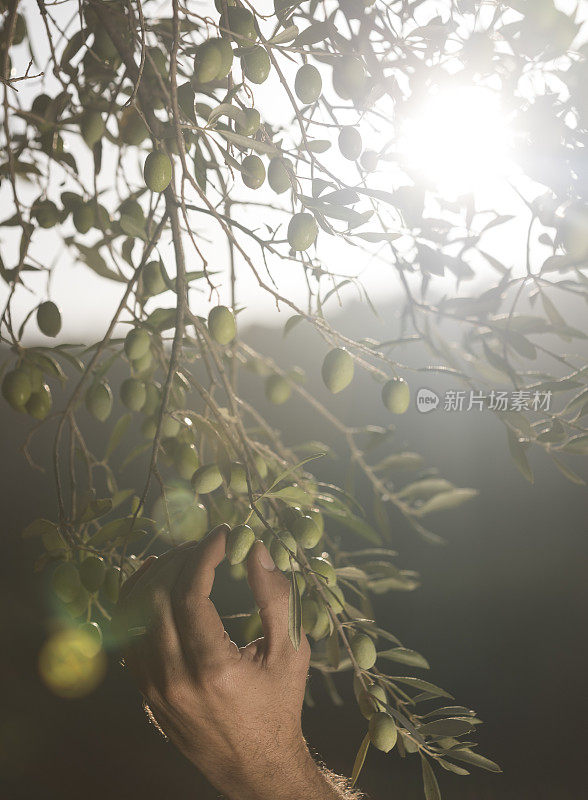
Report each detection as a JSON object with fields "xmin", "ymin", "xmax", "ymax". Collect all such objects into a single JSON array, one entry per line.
[{"xmin": 216, "ymin": 737, "xmax": 336, "ymax": 800}]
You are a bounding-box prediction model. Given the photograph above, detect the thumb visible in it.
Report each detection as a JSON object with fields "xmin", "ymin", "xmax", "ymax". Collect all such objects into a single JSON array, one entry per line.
[{"xmin": 246, "ymin": 540, "xmax": 291, "ymax": 658}]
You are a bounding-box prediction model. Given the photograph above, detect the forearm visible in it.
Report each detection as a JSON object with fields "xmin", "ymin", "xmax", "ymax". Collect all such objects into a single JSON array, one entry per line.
[{"xmin": 206, "ymin": 740, "xmax": 363, "ymax": 800}]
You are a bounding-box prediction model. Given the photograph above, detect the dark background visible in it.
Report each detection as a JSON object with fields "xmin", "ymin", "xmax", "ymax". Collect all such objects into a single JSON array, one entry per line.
[{"xmin": 1, "ymin": 302, "xmax": 587, "ymax": 800}]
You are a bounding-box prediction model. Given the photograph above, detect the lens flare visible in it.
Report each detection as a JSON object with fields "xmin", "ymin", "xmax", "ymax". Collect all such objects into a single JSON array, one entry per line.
[
  {"xmin": 38, "ymin": 627, "xmax": 106, "ymax": 699},
  {"xmin": 398, "ymin": 85, "xmax": 512, "ymax": 197}
]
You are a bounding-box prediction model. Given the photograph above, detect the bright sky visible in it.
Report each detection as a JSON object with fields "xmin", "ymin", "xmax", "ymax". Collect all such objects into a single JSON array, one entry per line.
[{"xmin": 1, "ymin": 0, "xmax": 584, "ymax": 343}]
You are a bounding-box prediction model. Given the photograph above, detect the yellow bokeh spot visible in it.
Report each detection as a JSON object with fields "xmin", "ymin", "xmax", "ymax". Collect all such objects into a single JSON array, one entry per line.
[{"xmin": 38, "ymin": 628, "xmax": 106, "ymax": 699}]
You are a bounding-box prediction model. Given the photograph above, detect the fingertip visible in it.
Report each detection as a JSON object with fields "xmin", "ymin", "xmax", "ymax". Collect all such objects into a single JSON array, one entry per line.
[
  {"xmin": 208, "ymin": 522, "xmax": 230, "ymax": 540},
  {"xmin": 119, "ymin": 555, "xmax": 157, "ymax": 599},
  {"xmin": 249, "ymin": 540, "xmax": 276, "ymax": 572}
]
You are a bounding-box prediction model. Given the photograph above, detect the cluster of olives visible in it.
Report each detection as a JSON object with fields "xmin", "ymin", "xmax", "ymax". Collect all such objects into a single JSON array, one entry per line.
[
  {"xmin": 353, "ymin": 672, "xmax": 398, "ymax": 753},
  {"xmin": 220, "ymin": 503, "xmax": 396, "ymax": 752},
  {"xmin": 2, "ymin": 360, "xmax": 53, "ymax": 420},
  {"xmin": 32, "ymin": 184, "xmax": 159, "ymax": 241},
  {"xmin": 1, "ymin": 302, "xmax": 64, "ymax": 419},
  {"xmin": 349, "ymin": 632, "xmax": 397, "ymax": 751},
  {"xmin": 25, "ymin": 0, "xmax": 382, "ymax": 265},
  {"xmin": 32, "ymin": 191, "xmax": 111, "ymax": 235},
  {"xmin": 264, "ymin": 347, "xmax": 412, "ymax": 414},
  {"xmin": 82, "ymin": 307, "xmax": 240, "ymax": 495},
  {"xmin": 51, "ymin": 551, "xmax": 121, "ymax": 640}
]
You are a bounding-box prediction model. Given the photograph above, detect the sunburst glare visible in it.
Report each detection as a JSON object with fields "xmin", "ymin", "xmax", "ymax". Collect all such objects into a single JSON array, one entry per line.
[{"xmin": 398, "ymin": 85, "xmax": 513, "ymax": 198}]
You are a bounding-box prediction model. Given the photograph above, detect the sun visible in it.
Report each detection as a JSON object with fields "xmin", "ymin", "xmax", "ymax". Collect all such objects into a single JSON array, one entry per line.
[{"xmin": 397, "ymin": 85, "xmax": 513, "ymax": 198}]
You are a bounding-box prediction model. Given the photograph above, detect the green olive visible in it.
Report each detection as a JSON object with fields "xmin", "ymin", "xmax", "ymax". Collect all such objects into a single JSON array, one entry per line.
[
  {"xmin": 269, "ymin": 530, "xmax": 297, "ymax": 571},
  {"xmin": 33, "ymin": 200, "xmax": 59, "ymax": 229},
  {"xmin": 36, "ymin": 301, "xmax": 61, "ymax": 338},
  {"xmin": 141, "ymin": 417, "xmax": 158, "ymax": 440},
  {"xmin": 360, "ymin": 149, "xmax": 378, "ymax": 172},
  {"xmin": 235, "ymin": 107, "xmax": 260, "ymax": 136},
  {"xmin": 301, "ymin": 597, "xmax": 330, "ymax": 640},
  {"xmin": 143, "ymin": 261, "xmax": 167, "ymax": 295},
  {"xmin": 321, "ymin": 348, "xmax": 354, "ymax": 394},
  {"xmin": 293, "ymin": 571, "xmax": 306, "ymax": 597},
  {"xmin": 21, "ymin": 362, "xmax": 44, "ymax": 392},
  {"xmin": 301, "ymin": 596, "xmax": 318, "ymax": 632},
  {"xmin": 144, "ymin": 151, "xmax": 172, "ymax": 193},
  {"xmin": 193, "ymin": 39, "xmax": 223, "ymax": 83},
  {"xmin": 14, "ymin": 12, "xmax": 27, "ymax": 44},
  {"xmin": 241, "ymin": 46, "xmax": 270, "ymax": 84},
  {"xmin": 294, "ymin": 64, "xmax": 322, "ymax": 104},
  {"xmin": 307, "ymin": 508, "xmax": 324, "ymax": 536},
  {"xmin": 265, "ymin": 374, "xmax": 291, "ymax": 405},
  {"xmin": 229, "ymin": 462, "xmax": 248, "ymax": 494},
  {"xmin": 73, "ymin": 204, "xmax": 95, "ymax": 234},
  {"xmin": 369, "ymin": 712, "xmax": 397, "ymax": 752},
  {"xmin": 338, "ymin": 126, "xmax": 362, "ymax": 160},
  {"xmin": 268, "ymin": 157, "xmax": 292, "ymax": 194},
  {"xmin": 145, "ymin": 46, "xmax": 168, "ymax": 81},
  {"xmin": 357, "ymin": 682, "xmax": 387, "ymax": 719},
  {"xmin": 25, "ymin": 384, "xmax": 52, "ymax": 420},
  {"xmin": 290, "ymin": 515, "xmax": 321, "ymax": 549},
  {"xmin": 2, "ymin": 368, "xmax": 32, "ymax": 410},
  {"xmin": 287, "ymin": 212, "xmax": 318, "ymax": 251},
  {"xmin": 132, "ymin": 349, "xmax": 153, "ymax": 376},
  {"xmin": 230, "ymin": 562, "xmax": 247, "ymax": 581},
  {"xmin": 174, "ymin": 442, "xmax": 199, "ymax": 480},
  {"xmin": 102, "ymin": 566, "xmax": 121, "ymax": 604},
  {"xmin": 209, "ymin": 497, "xmax": 239, "ymax": 528},
  {"xmin": 119, "ymin": 199, "xmax": 145, "ymax": 228},
  {"xmin": 80, "ymin": 111, "xmax": 105, "ymax": 148},
  {"xmin": 142, "ymin": 382, "xmax": 161, "ymax": 416},
  {"xmin": 226, "ymin": 524, "xmax": 255, "ymax": 565},
  {"xmin": 309, "ymin": 556, "xmax": 336, "ymax": 586},
  {"xmin": 120, "ymin": 378, "xmax": 146, "ymax": 412},
  {"xmin": 92, "ymin": 27, "xmax": 117, "ymax": 60},
  {"xmin": 191, "ymin": 463, "xmax": 223, "ymax": 494},
  {"xmin": 52, "ymin": 562, "xmax": 81, "ymax": 603},
  {"xmin": 85, "ymin": 382, "xmax": 113, "ymax": 422},
  {"xmin": 241, "ymin": 154, "xmax": 265, "ymax": 189},
  {"xmin": 173, "ymin": 502, "xmax": 208, "ymax": 542},
  {"xmin": 350, "ymin": 632, "xmax": 377, "ymax": 670},
  {"xmin": 332, "ymin": 55, "xmax": 366, "ymax": 100},
  {"xmin": 216, "ymin": 37, "xmax": 234, "ymax": 78},
  {"xmin": 221, "ymin": 6, "xmax": 257, "ymax": 43},
  {"xmin": 118, "ymin": 107, "xmax": 149, "ymax": 146},
  {"xmin": 78, "ymin": 621, "xmax": 103, "ymax": 655},
  {"xmin": 161, "ymin": 414, "xmax": 181, "ymax": 438},
  {"xmin": 382, "ymin": 378, "xmax": 410, "ymax": 414},
  {"xmin": 124, "ymin": 328, "xmax": 151, "ymax": 361},
  {"xmin": 324, "ymin": 584, "xmax": 345, "ymax": 614},
  {"xmin": 208, "ymin": 305, "xmax": 237, "ymax": 345},
  {"xmin": 64, "ymin": 586, "xmax": 90, "ymax": 619},
  {"xmin": 79, "ymin": 555, "xmax": 106, "ymax": 593},
  {"xmin": 31, "ymin": 92, "xmax": 51, "ymax": 119}
]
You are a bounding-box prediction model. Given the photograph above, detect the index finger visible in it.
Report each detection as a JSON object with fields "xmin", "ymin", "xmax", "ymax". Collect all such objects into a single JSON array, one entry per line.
[{"xmin": 170, "ymin": 524, "xmax": 235, "ymax": 666}]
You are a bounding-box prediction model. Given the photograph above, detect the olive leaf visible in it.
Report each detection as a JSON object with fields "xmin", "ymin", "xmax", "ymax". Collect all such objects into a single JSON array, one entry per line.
[
  {"xmin": 378, "ymin": 647, "xmax": 430, "ymax": 669},
  {"xmin": 350, "ymin": 733, "xmax": 370, "ymax": 788},
  {"xmin": 288, "ymin": 568, "xmax": 302, "ymax": 652},
  {"xmin": 420, "ymin": 754, "xmax": 442, "ymax": 800}
]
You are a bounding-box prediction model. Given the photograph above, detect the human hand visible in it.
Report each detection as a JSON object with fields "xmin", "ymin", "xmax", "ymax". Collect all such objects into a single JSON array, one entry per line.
[{"xmin": 114, "ymin": 525, "xmax": 347, "ymax": 800}]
